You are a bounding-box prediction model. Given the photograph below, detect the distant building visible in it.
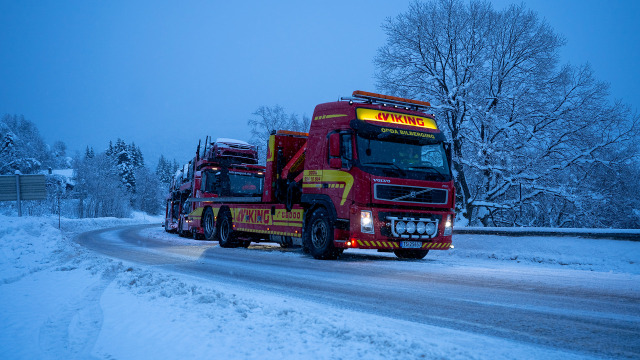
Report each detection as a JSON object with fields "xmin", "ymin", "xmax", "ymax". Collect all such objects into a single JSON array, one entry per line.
[{"xmin": 40, "ymin": 168, "xmax": 75, "ymax": 193}]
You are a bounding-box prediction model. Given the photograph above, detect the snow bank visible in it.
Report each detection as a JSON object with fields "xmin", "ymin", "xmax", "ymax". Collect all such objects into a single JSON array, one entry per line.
[{"xmin": 433, "ymin": 234, "xmax": 640, "ymax": 274}]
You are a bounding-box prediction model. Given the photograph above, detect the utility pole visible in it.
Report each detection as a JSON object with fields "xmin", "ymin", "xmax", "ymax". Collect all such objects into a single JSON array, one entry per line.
[{"xmin": 15, "ymin": 171, "xmax": 21, "ymax": 217}]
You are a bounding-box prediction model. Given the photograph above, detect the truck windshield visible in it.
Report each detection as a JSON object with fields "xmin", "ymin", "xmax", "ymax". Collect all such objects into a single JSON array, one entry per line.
[
  {"xmin": 229, "ymin": 173, "xmax": 263, "ymax": 197},
  {"xmin": 356, "ymin": 136, "xmax": 451, "ymax": 180}
]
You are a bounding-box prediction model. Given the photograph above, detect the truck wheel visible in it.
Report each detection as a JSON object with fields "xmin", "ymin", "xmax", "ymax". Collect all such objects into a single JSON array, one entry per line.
[
  {"xmin": 304, "ymin": 208, "xmax": 342, "ymax": 260},
  {"xmin": 217, "ymin": 212, "xmax": 236, "ymax": 248},
  {"xmin": 203, "ymin": 207, "xmax": 216, "ymax": 240},
  {"xmin": 393, "ymin": 249, "xmax": 429, "ymax": 259},
  {"xmin": 192, "ymin": 229, "xmax": 204, "ymax": 240},
  {"xmin": 177, "ymin": 219, "xmax": 186, "ymax": 237},
  {"xmin": 280, "ymin": 236, "xmax": 294, "ymax": 248}
]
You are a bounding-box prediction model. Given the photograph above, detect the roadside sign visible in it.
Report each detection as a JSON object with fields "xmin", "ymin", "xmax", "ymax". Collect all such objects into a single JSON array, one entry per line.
[{"xmin": 0, "ymin": 174, "xmax": 47, "ymax": 215}]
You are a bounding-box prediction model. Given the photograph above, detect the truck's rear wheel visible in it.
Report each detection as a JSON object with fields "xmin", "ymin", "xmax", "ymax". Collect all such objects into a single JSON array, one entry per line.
[
  {"xmin": 304, "ymin": 208, "xmax": 342, "ymax": 260},
  {"xmin": 274, "ymin": 235, "xmax": 294, "ymax": 248},
  {"xmin": 203, "ymin": 207, "xmax": 216, "ymax": 240},
  {"xmin": 217, "ymin": 212, "xmax": 236, "ymax": 248},
  {"xmin": 177, "ymin": 219, "xmax": 186, "ymax": 237},
  {"xmin": 393, "ymin": 249, "xmax": 429, "ymax": 259},
  {"xmin": 192, "ymin": 229, "xmax": 204, "ymax": 240}
]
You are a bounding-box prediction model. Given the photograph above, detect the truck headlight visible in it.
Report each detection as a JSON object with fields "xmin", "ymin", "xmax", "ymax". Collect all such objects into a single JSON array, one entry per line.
[
  {"xmin": 361, "ymin": 210, "xmax": 374, "ymax": 234},
  {"xmin": 444, "ymin": 215, "xmax": 453, "ymax": 236},
  {"xmin": 425, "ymin": 222, "xmax": 437, "ymax": 237},
  {"xmin": 406, "ymin": 221, "xmax": 416, "ymax": 234}
]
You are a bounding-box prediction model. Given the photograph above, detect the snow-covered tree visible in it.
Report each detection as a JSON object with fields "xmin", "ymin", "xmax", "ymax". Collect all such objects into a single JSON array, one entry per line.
[
  {"xmin": 156, "ymin": 154, "xmax": 177, "ymax": 186},
  {"xmin": 0, "ymin": 114, "xmax": 45, "ymax": 174},
  {"xmin": 85, "ymin": 146, "xmax": 95, "ymax": 159},
  {"xmin": 74, "ymin": 153, "xmax": 131, "ymax": 218},
  {"xmin": 375, "ymin": 0, "xmax": 640, "ymax": 227},
  {"xmin": 131, "ymin": 166, "xmax": 162, "ymax": 215},
  {"xmin": 106, "ymin": 138, "xmax": 146, "ymax": 193},
  {"xmin": 52, "ymin": 140, "xmax": 71, "ymax": 168}
]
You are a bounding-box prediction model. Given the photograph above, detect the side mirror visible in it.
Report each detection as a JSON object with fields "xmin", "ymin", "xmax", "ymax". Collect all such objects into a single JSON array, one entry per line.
[{"xmin": 329, "ymin": 133, "xmax": 340, "ymax": 158}]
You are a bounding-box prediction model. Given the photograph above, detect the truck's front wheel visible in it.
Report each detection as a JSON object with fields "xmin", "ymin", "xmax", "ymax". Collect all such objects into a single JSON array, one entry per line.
[
  {"xmin": 393, "ymin": 249, "xmax": 429, "ymax": 259},
  {"xmin": 305, "ymin": 208, "xmax": 342, "ymax": 260}
]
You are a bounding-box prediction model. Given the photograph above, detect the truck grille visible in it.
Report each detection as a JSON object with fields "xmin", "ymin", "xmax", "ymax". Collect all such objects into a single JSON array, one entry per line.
[{"xmin": 374, "ymin": 184, "xmax": 447, "ymax": 205}]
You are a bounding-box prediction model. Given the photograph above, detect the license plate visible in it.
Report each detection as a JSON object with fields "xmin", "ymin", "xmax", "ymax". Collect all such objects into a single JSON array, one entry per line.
[{"xmin": 401, "ymin": 241, "xmax": 422, "ymax": 249}]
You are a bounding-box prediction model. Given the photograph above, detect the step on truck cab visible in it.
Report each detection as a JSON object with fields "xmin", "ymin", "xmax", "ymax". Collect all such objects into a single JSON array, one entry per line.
[{"xmin": 193, "ymin": 91, "xmax": 455, "ymax": 260}]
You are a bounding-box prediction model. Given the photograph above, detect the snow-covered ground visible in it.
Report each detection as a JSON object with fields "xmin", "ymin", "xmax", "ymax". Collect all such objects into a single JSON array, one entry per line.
[{"xmin": 0, "ymin": 214, "xmax": 638, "ymax": 359}]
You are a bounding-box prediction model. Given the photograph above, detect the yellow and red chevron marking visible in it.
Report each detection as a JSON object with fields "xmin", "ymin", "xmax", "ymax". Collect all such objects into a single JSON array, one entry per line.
[
  {"xmin": 423, "ymin": 242, "xmax": 451, "ymax": 249},
  {"xmin": 357, "ymin": 240, "xmax": 399, "ymax": 248},
  {"xmin": 355, "ymin": 240, "xmax": 452, "ymax": 249}
]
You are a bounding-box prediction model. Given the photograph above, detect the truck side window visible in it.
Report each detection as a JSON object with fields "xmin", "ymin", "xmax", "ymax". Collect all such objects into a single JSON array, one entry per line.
[
  {"xmin": 341, "ymin": 133, "xmax": 353, "ymax": 169},
  {"xmin": 204, "ymin": 171, "xmax": 217, "ymax": 193}
]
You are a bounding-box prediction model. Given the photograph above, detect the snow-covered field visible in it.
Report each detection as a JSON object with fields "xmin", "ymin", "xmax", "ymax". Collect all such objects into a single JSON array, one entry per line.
[{"xmin": 0, "ymin": 214, "xmax": 638, "ymax": 359}]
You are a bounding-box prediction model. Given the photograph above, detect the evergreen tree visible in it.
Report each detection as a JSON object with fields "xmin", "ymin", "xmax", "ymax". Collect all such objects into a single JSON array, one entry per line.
[
  {"xmin": 105, "ymin": 138, "xmax": 137, "ymax": 193},
  {"xmin": 85, "ymin": 146, "xmax": 95, "ymax": 159},
  {"xmin": 129, "ymin": 142, "xmax": 144, "ymax": 168},
  {"xmin": 155, "ymin": 154, "xmax": 178, "ymax": 186},
  {"xmin": 106, "ymin": 140, "xmax": 114, "ymax": 156}
]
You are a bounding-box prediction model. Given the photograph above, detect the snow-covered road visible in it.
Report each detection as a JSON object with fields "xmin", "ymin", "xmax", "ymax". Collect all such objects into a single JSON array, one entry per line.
[{"xmin": 75, "ymin": 224, "xmax": 640, "ymax": 359}]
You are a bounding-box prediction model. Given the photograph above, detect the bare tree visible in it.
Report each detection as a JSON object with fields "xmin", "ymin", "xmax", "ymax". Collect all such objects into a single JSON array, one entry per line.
[
  {"xmin": 376, "ymin": 0, "xmax": 639, "ymax": 227},
  {"xmin": 248, "ymin": 105, "xmax": 311, "ymax": 163}
]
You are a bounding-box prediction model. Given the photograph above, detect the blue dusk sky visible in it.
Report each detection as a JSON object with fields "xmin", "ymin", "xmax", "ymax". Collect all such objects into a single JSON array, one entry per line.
[{"xmin": 1, "ymin": 0, "xmax": 639, "ymax": 165}]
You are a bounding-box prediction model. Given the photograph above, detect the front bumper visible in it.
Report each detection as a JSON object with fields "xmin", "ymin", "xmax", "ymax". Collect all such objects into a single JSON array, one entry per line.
[{"xmin": 333, "ymin": 206, "xmax": 454, "ymax": 250}]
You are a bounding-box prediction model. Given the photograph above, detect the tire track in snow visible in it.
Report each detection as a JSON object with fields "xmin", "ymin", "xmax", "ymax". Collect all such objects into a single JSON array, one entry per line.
[{"xmin": 38, "ymin": 267, "xmax": 118, "ymax": 360}]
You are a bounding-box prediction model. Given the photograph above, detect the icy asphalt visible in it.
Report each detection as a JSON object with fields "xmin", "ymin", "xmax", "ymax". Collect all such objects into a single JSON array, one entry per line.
[{"xmin": 71, "ymin": 223, "xmax": 640, "ymax": 359}]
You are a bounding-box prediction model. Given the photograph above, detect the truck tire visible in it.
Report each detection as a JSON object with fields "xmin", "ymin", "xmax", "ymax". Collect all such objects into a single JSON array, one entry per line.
[
  {"xmin": 393, "ymin": 249, "xmax": 429, "ymax": 259},
  {"xmin": 273, "ymin": 235, "xmax": 294, "ymax": 248},
  {"xmin": 177, "ymin": 219, "xmax": 186, "ymax": 237},
  {"xmin": 192, "ymin": 229, "xmax": 204, "ymax": 240},
  {"xmin": 281, "ymin": 236, "xmax": 294, "ymax": 248},
  {"xmin": 203, "ymin": 207, "xmax": 216, "ymax": 241},
  {"xmin": 216, "ymin": 211, "xmax": 236, "ymax": 248},
  {"xmin": 304, "ymin": 208, "xmax": 342, "ymax": 260}
]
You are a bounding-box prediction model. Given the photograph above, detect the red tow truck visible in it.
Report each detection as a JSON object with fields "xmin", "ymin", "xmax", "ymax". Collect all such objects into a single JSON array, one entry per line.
[{"xmin": 169, "ymin": 91, "xmax": 455, "ymax": 260}]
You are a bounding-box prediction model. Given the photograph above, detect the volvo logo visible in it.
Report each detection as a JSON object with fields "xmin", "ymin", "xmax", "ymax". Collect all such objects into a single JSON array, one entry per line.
[{"xmin": 409, "ymin": 191, "xmax": 417, "ymax": 198}]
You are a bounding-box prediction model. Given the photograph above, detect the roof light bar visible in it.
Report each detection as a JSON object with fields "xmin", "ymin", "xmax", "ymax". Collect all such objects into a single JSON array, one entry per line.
[{"xmin": 352, "ymin": 90, "xmax": 431, "ymax": 109}]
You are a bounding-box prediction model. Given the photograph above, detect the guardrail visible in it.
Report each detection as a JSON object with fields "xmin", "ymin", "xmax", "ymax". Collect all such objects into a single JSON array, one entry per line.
[{"xmin": 453, "ymin": 227, "xmax": 640, "ymax": 241}]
